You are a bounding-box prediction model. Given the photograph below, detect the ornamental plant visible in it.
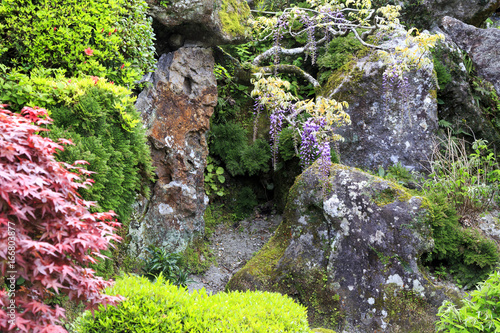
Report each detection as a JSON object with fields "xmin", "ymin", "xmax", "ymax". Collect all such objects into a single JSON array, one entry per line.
[
  {"xmin": 0, "ymin": 0, "xmax": 155, "ymax": 86},
  {"xmin": 0, "ymin": 105, "xmax": 123, "ymax": 332},
  {"xmin": 0, "ymin": 70, "xmax": 155, "ymax": 223},
  {"xmin": 75, "ymin": 274, "xmax": 312, "ymax": 332},
  {"xmin": 436, "ymin": 270, "xmax": 500, "ymax": 332},
  {"xmin": 246, "ymin": 0, "xmax": 443, "ymax": 178}
]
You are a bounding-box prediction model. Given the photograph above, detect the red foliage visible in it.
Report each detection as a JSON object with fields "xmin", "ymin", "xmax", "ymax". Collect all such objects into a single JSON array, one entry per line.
[{"xmin": 0, "ymin": 105, "xmax": 123, "ymax": 332}]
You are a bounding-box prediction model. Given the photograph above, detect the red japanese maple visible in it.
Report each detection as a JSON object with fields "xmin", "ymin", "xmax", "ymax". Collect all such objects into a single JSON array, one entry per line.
[{"xmin": 0, "ymin": 105, "xmax": 123, "ymax": 332}]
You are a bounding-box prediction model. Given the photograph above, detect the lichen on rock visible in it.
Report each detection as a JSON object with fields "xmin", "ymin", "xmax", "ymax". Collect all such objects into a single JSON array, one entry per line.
[
  {"xmin": 129, "ymin": 47, "xmax": 217, "ymax": 257},
  {"xmin": 227, "ymin": 163, "xmax": 458, "ymax": 332}
]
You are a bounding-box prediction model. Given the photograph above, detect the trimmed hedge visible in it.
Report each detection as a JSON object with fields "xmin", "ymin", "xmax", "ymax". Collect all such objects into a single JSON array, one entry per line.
[
  {"xmin": 74, "ymin": 274, "xmax": 312, "ymax": 332},
  {"xmin": 0, "ymin": 0, "xmax": 155, "ymax": 86}
]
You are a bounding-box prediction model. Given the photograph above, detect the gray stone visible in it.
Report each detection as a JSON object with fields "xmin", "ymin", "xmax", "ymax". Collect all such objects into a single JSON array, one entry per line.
[
  {"xmin": 129, "ymin": 47, "xmax": 217, "ymax": 257},
  {"xmin": 401, "ymin": 0, "xmax": 500, "ymax": 27},
  {"xmin": 325, "ymin": 36, "xmax": 438, "ymax": 173},
  {"xmin": 228, "ymin": 164, "xmax": 459, "ymax": 332},
  {"xmin": 440, "ymin": 16, "xmax": 500, "ymax": 96},
  {"xmin": 430, "ymin": 34, "xmax": 500, "ymax": 144},
  {"xmin": 146, "ymin": 0, "xmax": 251, "ymax": 46}
]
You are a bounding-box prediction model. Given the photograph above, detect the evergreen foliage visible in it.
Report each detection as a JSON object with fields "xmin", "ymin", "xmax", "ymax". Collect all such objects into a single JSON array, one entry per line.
[
  {"xmin": 0, "ymin": 72, "xmax": 154, "ymax": 223},
  {"xmin": 75, "ymin": 274, "xmax": 312, "ymax": 332},
  {"xmin": 235, "ymin": 186, "xmax": 259, "ymax": 219},
  {"xmin": 0, "ymin": 0, "xmax": 155, "ymax": 86},
  {"xmin": 422, "ymin": 192, "xmax": 498, "ymax": 287},
  {"xmin": 209, "ymin": 121, "xmax": 270, "ymax": 177}
]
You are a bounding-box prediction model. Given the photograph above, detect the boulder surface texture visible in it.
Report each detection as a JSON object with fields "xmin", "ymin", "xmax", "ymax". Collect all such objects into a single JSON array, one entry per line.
[
  {"xmin": 326, "ymin": 37, "xmax": 438, "ymax": 173},
  {"xmin": 130, "ymin": 47, "xmax": 217, "ymax": 256},
  {"xmin": 441, "ymin": 16, "xmax": 500, "ymax": 96},
  {"xmin": 228, "ymin": 164, "xmax": 453, "ymax": 332},
  {"xmin": 402, "ymin": 0, "xmax": 500, "ymax": 27},
  {"xmin": 146, "ymin": 0, "xmax": 250, "ymax": 46}
]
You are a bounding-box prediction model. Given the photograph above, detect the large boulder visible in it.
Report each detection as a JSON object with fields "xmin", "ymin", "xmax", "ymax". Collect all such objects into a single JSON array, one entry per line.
[
  {"xmin": 400, "ymin": 0, "xmax": 500, "ymax": 28},
  {"xmin": 227, "ymin": 164, "xmax": 457, "ymax": 332},
  {"xmin": 440, "ymin": 16, "xmax": 500, "ymax": 96},
  {"xmin": 146, "ymin": 0, "xmax": 251, "ymax": 47},
  {"xmin": 129, "ymin": 47, "xmax": 217, "ymax": 256},
  {"xmin": 325, "ymin": 36, "xmax": 438, "ymax": 173}
]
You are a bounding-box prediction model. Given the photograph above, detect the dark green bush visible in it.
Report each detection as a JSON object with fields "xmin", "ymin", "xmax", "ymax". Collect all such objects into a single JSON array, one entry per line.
[
  {"xmin": 209, "ymin": 121, "xmax": 270, "ymax": 177},
  {"xmin": 0, "ymin": 73, "xmax": 154, "ymax": 223},
  {"xmin": 141, "ymin": 246, "xmax": 191, "ymax": 287},
  {"xmin": 75, "ymin": 274, "xmax": 312, "ymax": 332},
  {"xmin": 423, "ymin": 192, "xmax": 499, "ymax": 287},
  {"xmin": 0, "ymin": 0, "xmax": 155, "ymax": 86},
  {"xmin": 235, "ymin": 186, "xmax": 258, "ymax": 219}
]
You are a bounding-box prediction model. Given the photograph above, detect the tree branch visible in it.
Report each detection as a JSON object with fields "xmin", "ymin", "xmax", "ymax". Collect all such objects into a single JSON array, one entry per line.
[
  {"xmin": 257, "ymin": 64, "xmax": 320, "ymax": 88},
  {"xmin": 252, "ymin": 46, "xmax": 307, "ymax": 66}
]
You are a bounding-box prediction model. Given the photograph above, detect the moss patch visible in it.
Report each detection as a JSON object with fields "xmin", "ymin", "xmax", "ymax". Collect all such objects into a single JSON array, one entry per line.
[
  {"xmin": 219, "ymin": 0, "xmax": 250, "ymax": 37},
  {"xmin": 227, "ymin": 221, "xmax": 292, "ymax": 289},
  {"xmin": 378, "ymin": 284, "xmax": 436, "ymax": 333}
]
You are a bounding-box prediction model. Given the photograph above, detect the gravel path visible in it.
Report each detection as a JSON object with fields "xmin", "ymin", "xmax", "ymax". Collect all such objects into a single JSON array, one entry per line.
[{"xmin": 187, "ymin": 211, "xmax": 282, "ymax": 294}]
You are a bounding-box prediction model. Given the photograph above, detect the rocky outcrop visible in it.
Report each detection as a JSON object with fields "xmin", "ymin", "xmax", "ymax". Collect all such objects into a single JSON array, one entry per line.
[
  {"xmin": 325, "ymin": 36, "xmax": 438, "ymax": 173},
  {"xmin": 129, "ymin": 47, "xmax": 217, "ymax": 256},
  {"xmin": 227, "ymin": 164, "xmax": 457, "ymax": 332},
  {"xmin": 440, "ymin": 16, "xmax": 500, "ymax": 96},
  {"xmin": 431, "ymin": 36, "xmax": 500, "ymax": 145},
  {"xmin": 146, "ymin": 0, "xmax": 251, "ymax": 47},
  {"xmin": 401, "ymin": 0, "xmax": 500, "ymax": 28}
]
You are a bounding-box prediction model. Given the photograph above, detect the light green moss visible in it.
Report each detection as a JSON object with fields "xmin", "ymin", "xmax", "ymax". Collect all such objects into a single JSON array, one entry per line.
[
  {"xmin": 312, "ymin": 328, "xmax": 337, "ymax": 333},
  {"xmin": 376, "ymin": 283, "xmax": 436, "ymax": 333},
  {"xmin": 228, "ymin": 221, "xmax": 291, "ymax": 286},
  {"xmin": 371, "ymin": 180, "xmax": 413, "ymax": 206},
  {"xmin": 219, "ymin": 0, "xmax": 250, "ymax": 37}
]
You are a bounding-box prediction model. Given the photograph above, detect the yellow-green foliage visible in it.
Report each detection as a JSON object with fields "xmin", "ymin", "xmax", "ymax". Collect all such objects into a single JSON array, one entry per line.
[
  {"xmin": 436, "ymin": 270, "xmax": 500, "ymax": 332},
  {"xmin": 219, "ymin": 0, "xmax": 251, "ymax": 37},
  {"xmin": 75, "ymin": 274, "xmax": 312, "ymax": 332},
  {"xmin": 0, "ymin": 0, "xmax": 155, "ymax": 86}
]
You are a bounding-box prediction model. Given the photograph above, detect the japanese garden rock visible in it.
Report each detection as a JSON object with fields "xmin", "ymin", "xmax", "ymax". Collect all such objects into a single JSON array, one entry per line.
[
  {"xmin": 227, "ymin": 164, "xmax": 457, "ymax": 332},
  {"xmin": 146, "ymin": 0, "xmax": 251, "ymax": 47},
  {"xmin": 325, "ymin": 36, "xmax": 438, "ymax": 173},
  {"xmin": 129, "ymin": 47, "xmax": 217, "ymax": 257},
  {"xmin": 440, "ymin": 16, "xmax": 500, "ymax": 96},
  {"xmin": 400, "ymin": 0, "xmax": 500, "ymax": 28},
  {"xmin": 430, "ymin": 35, "xmax": 500, "ymax": 145}
]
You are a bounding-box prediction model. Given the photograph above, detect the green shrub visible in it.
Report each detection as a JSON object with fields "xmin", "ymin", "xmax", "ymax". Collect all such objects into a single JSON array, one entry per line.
[
  {"xmin": 425, "ymin": 133, "xmax": 500, "ymax": 216},
  {"xmin": 436, "ymin": 270, "xmax": 500, "ymax": 332},
  {"xmin": 209, "ymin": 121, "xmax": 270, "ymax": 177},
  {"xmin": 0, "ymin": 0, "xmax": 155, "ymax": 86},
  {"xmin": 75, "ymin": 274, "xmax": 312, "ymax": 332},
  {"xmin": 423, "ymin": 192, "xmax": 498, "ymax": 287},
  {"xmin": 235, "ymin": 186, "xmax": 258, "ymax": 219},
  {"xmin": 0, "ymin": 72, "xmax": 154, "ymax": 223},
  {"xmin": 141, "ymin": 246, "xmax": 192, "ymax": 287}
]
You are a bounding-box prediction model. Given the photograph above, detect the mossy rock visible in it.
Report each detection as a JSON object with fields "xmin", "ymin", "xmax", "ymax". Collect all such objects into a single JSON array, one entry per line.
[
  {"xmin": 219, "ymin": 0, "xmax": 251, "ymax": 37},
  {"xmin": 228, "ymin": 163, "xmax": 458, "ymax": 332}
]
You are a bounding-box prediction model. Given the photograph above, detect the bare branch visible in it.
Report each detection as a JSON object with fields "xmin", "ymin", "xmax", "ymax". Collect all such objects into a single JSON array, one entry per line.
[
  {"xmin": 350, "ymin": 28, "xmax": 388, "ymax": 50},
  {"xmin": 257, "ymin": 64, "xmax": 320, "ymax": 88},
  {"xmin": 252, "ymin": 46, "xmax": 306, "ymax": 66}
]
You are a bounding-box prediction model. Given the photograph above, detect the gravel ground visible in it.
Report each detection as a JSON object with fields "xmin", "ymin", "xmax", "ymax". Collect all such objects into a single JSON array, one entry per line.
[{"xmin": 187, "ymin": 211, "xmax": 282, "ymax": 294}]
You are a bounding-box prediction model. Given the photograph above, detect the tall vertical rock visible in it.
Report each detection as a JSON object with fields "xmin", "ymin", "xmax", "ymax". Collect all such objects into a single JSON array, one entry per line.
[
  {"xmin": 129, "ymin": 47, "xmax": 217, "ymax": 256},
  {"xmin": 325, "ymin": 36, "xmax": 438, "ymax": 173}
]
